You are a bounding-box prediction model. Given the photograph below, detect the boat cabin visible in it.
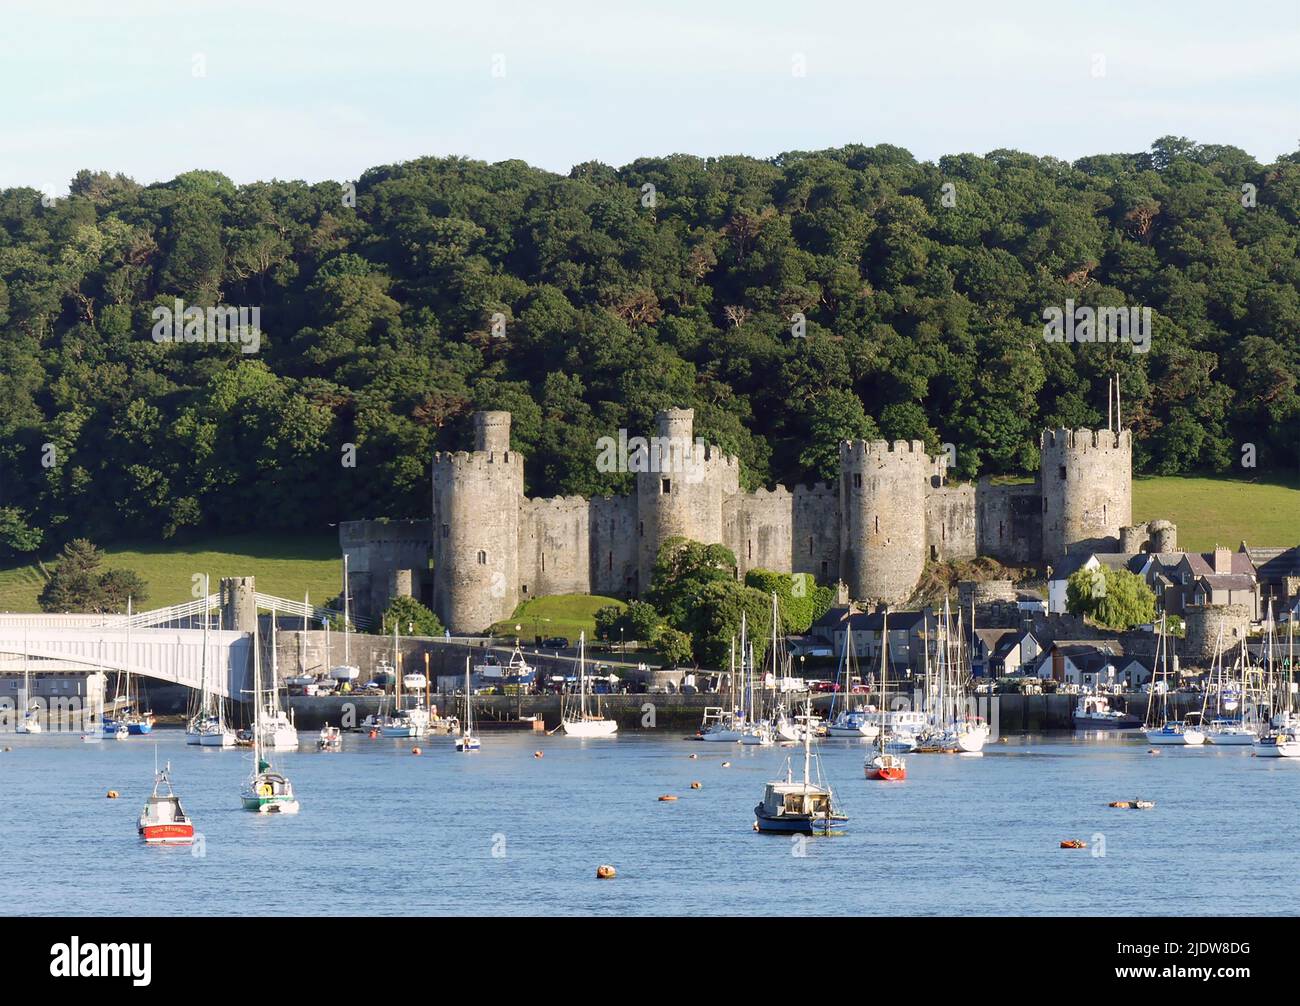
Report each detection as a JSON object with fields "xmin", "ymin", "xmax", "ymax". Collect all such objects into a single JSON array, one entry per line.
[{"xmin": 758, "ymin": 781, "xmax": 834, "ymax": 820}]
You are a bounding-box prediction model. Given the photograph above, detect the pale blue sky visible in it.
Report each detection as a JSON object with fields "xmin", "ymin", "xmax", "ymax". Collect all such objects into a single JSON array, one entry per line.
[{"xmin": 5, "ymin": 0, "xmax": 1298, "ymax": 193}]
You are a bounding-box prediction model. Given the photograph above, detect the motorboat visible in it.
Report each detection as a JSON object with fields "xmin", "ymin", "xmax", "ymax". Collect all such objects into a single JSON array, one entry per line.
[
  {"xmin": 755, "ymin": 700, "xmax": 847, "ymax": 834},
  {"xmin": 317, "ymin": 724, "xmax": 342, "ymax": 751},
  {"xmin": 138, "ymin": 761, "xmax": 195, "ymax": 845},
  {"xmin": 1073, "ymin": 693, "xmax": 1141, "ymax": 729}
]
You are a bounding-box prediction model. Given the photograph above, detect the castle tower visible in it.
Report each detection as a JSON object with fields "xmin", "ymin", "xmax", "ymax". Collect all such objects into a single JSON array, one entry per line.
[
  {"xmin": 636, "ymin": 409, "xmax": 739, "ymax": 589},
  {"xmin": 1040, "ymin": 428, "xmax": 1132, "ymax": 559},
  {"xmin": 839, "ymin": 440, "xmax": 930, "ymax": 605},
  {"xmin": 431, "ymin": 411, "xmax": 523, "ymax": 633}
]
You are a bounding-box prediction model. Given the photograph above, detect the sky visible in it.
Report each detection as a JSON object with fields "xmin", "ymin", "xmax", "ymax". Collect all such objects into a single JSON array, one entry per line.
[{"xmin": 4, "ymin": 0, "xmax": 1299, "ymax": 194}]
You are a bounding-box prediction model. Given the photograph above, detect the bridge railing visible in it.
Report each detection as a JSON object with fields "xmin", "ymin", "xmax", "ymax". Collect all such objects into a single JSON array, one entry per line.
[{"xmin": 255, "ymin": 593, "xmax": 372, "ymax": 631}]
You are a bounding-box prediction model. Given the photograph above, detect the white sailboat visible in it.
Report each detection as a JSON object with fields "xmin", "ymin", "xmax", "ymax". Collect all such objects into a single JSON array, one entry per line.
[
  {"xmin": 240, "ymin": 620, "xmax": 300, "ymax": 814},
  {"xmin": 1143, "ymin": 614, "xmax": 1205, "ymax": 746},
  {"xmin": 561, "ymin": 632, "xmax": 617, "ymax": 737},
  {"xmin": 189, "ymin": 577, "xmax": 237, "ymax": 747},
  {"xmin": 15, "ymin": 634, "xmax": 42, "ymax": 735},
  {"xmin": 699, "ymin": 632, "xmax": 747, "ymax": 741},
  {"xmin": 380, "ymin": 622, "xmax": 429, "ymax": 738},
  {"xmin": 826, "ymin": 622, "xmax": 880, "ymax": 738},
  {"xmin": 328, "ymin": 554, "xmax": 362, "ymax": 686},
  {"xmin": 1254, "ymin": 608, "xmax": 1300, "ymax": 757},
  {"xmin": 257, "ymin": 607, "xmax": 299, "ymax": 750},
  {"xmin": 1204, "ymin": 626, "xmax": 1258, "ymax": 745},
  {"xmin": 455, "ymin": 657, "xmax": 481, "ymax": 751},
  {"xmin": 738, "ymin": 627, "xmax": 774, "ymax": 746}
]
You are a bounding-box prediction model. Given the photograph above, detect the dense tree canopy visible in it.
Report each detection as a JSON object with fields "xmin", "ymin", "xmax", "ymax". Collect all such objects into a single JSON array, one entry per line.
[{"xmin": 2, "ymin": 138, "xmax": 1299, "ymax": 556}]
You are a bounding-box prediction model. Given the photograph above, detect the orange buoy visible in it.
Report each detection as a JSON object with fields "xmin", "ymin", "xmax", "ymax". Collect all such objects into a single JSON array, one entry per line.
[
  {"xmin": 658, "ymin": 794, "xmax": 677, "ymax": 802},
  {"xmin": 534, "ymin": 750, "xmax": 543, "ymax": 758},
  {"xmin": 106, "ymin": 790, "xmax": 119, "ymax": 799},
  {"xmin": 411, "ymin": 746, "xmax": 421, "ymax": 755},
  {"xmin": 596, "ymin": 864, "xmax": 617, "ymax": 879},
  {"xmin": 368, "ymin": 729, "xmax": 378, "ymax": 738},
  {"xmin": 1060, "ymin": 839, "xmax": 1087, "ymax": 849},
  {"xmin": 690, "ymin": 781, "xmax": 701, "ymax": 789}
]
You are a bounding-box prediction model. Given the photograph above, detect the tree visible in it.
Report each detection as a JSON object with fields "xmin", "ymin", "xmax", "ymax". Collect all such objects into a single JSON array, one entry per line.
[
  {"xmin": 379, "ymin": 596, "xmax": 445, "ymax": 637},
  {"xmin": 37, "ymin": 539, "xmax": 149, "ymax": 613},
  {"xmin": 1065, "ymin": 565, "xmax": 1156, "ymax": 630},
  {"xmin": 654, "ymin": 626, "xmax": 693, "ymax": 667},
  {"xmin": 645, "ymin": 537, "xmax": 737, "ymax": 629}
]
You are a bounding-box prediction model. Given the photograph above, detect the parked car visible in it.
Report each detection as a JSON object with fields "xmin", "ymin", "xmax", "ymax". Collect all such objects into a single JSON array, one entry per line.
[{"xmin": 543, "ymin": 636, "xmax": 570, "ymax": 649}]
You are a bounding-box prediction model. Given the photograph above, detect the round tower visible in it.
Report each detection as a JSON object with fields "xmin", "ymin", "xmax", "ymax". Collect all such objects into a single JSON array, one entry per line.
[
  {"xmin": 1039, "ymin": 428, "xmax": 1132, "ymax": 559},
  {"xmin": 432, "ymin": 411, "xmax": 523, "ymax": 633},
  {"xmin": 1150, "ymin": 519, "xmax": 1177, "ymax": 553},
  {"xmin": 1183, "ymin": 603, "xmax": 1251, "ymax": 665},
  {"xmin": 839, "ymin": 440, "xmax": 930, "ymax": 605},
  {"xmin": 636, "ymin": 409, "xmax": 739, "ymax": 589}
]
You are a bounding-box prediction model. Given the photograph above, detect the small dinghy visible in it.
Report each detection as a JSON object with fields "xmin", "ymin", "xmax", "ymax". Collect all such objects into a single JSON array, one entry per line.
[{"xmin": 138, "ymin": 760, "xmax": 195, "ymax": 845}]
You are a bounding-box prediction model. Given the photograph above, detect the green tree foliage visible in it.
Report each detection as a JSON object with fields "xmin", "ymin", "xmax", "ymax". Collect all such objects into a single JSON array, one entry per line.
[
  {"xmin": 743, "ymin": 568, "xmax": 834, "ymax": 634},
  {"xmin": 4, "ymin": 139, "xmax": 1300, "ymax": 556},
  {"xmin": 655, "ymin": 626, "xmax": 694, "ymax": 667},
  {"xmin": 37, "ymin": 538, "xmax": 149, "ymax": 613},
  {"xmin": 644, "ymin": 537, "xmax": 737, "ymax": 628},
  {"xmin": 1065, "ymin": 565, "xmax": 1157, "ymax": 630},
  {"xmin": 379, "ymin": 595, "xmax": 445, "ymax": 638},
  {"xmin": 592, "ymin": 599, "xmax": 660, "ymax": 644}
]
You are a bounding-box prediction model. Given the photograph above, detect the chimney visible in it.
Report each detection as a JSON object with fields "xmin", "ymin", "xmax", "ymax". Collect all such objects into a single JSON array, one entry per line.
[{"xmin": 1213, "ymin": 546, "xmax": 1232, "ymax": 574}]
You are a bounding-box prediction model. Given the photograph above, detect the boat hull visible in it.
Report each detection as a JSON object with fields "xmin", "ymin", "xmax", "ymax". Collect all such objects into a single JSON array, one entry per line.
[
  {"xmin": 866, "ymin": 766, "xmax": 906, "ymax": 781},
  {"xmin": 1253, "ymin": 737, "xmax": 1300, "ymax": 758},
  {"xmin": 139, "ymin": 823, "xmax": 194, "ymax": 845},
  {"xmin": 1144, "ymin": 729, "xmax": 1205, "ymax": 746},
  {"xmin": 1206, "ymin": 730, "xmax": 1257, "ymax": 746},
  {"xmin": 454, "ymin": 737, "xmax": 481, "ymax": 751},
  {"xmin": 1074, "ymin": 714, "xmax": 1141, "ymax": 730},
  {"xmin": 240, "ymin": 796, "xmax": 301, "ymax": 814},
  {"xmin": 561, "ymin": 719, "xmax": 618, "ymax": 737},
  {"xmin": 199, "ymin": 730, "xmax": 237, "ymax": 748},
  {"xmin": 126, "ymin": 722, "xmax": 153, "ymax": 736},
  {"xmin": 753, "ymin": 808, "xmax": 848, "ymax": 834}
]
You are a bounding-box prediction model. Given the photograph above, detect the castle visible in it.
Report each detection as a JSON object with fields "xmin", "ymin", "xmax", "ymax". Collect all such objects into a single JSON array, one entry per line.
[{"xmin": 341, "ymin": 408, "xmax": 1169, "ymax": 634}]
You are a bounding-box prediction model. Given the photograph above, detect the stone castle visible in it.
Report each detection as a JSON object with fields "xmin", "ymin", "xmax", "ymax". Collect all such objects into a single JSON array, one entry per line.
[{"xmin": 342, "ymin": 408, "xmax": 1173, "ymax": 634}]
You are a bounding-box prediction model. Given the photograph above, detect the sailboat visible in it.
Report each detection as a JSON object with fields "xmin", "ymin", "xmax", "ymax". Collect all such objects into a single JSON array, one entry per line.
[
  {"xmin": 240, "ymin": 620, "xmax": 301, "ymax": 814},
  {"xmin": 738, "ymin": 629, "xmax": 774, "ymax": 746},
  {"xmin": 119, "ymin": 599, "xmax": 155, "ymax": 735},
  {"xmin": 328, "ymin": 554, "xmax": 362, "ymax": 688},
  {"xmin": 755, "ymin": 699, "xmax": 847, "ymax": 834},
  {"xmin": 1203, "ymin": 626, "xmax": 1258, "ymax": 745},
  {"xmin": 561, "ymin": 632, "xmax": 618, "ymax": 737},
  {"xmin": 1254, "ymin": 607, "xmax": 1300, "ymax": 757},
  {"xmin": 455, "ymin": 657, "xmax": 481, "ymax": 751},
  {"xmin": 1143, "ymin": 614, "xmax": 1205, "ymax": 746},
  {"xmin": 866, "ymin": 609, "xmax": 906, "ymax": 780},
  {"xmin": 825, "ymin": 622, "xmax": 880, "ymax": 738},
  {"xmin": 380, "ymin": 621, "xmax": 429, "ymax": 738},
  {"xmin": 916, "ymin": 599, "xmax": 987, "ymax": 753},
  {"xmin": 15, "ymin": 635, "xmax": 42, "ymax": 735},
  {"xmin": 252, "ymin": 607, "xmax": 299, "ymax": 750},
  {"xmin": 699, "ymin": 633, "xmax": 747, "ymax": 741},
  {"xmin": 188, "ymin": 577, "xmax": 237, "ymax": 748},
  {"xmin": 138, "ymin": 755, "xmax": 195, "ymax": 845}
]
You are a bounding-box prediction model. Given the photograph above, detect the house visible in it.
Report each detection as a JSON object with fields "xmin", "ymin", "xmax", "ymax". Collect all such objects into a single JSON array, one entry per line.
[
  {"xmin": 1032, "ymin": 640, "xmax": 1137, "ymax": 687},
  {"xmin": 1241, "ymin": 544, "xmax": 1300, "ymax": 619},
  {"xmin": 1174, "ymin": 547, "xmax": 1259, "ymax": 619},
  {"xmin": 970, "ymin": 627, "xmax": 1041, "ymax": 677}
]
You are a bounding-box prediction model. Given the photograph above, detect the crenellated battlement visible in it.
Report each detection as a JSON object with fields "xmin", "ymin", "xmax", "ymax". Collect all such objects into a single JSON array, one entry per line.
[
  {"xmin": 1040, "ymin": 427, "xmax": 1132, "ymax": 452},
  {"xmin": 432, "ymin": 449, "xmax": 519, "ymax": 469},
  {"xmin": 840, "ymin": 438, "xmax": 930, "ymax": 464}
]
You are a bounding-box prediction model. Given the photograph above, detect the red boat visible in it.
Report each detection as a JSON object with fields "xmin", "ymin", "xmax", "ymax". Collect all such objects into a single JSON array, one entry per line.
[
  {"xmin": 137, "ymin": 762, "xmax": 195, "ymax": 845},
  {"xmin": 865, "ymin": 752, "xmax": 907, "ymax": 781}
]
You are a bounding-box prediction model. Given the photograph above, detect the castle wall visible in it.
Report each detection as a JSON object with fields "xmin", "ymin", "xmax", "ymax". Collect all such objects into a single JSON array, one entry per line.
[
  {"xmin": 519, "ymin": 496, "xmax": 592, "ymax": 599},
  {"xmin": 339, "ymin": 519, "xmax": 433, "ymax": 623},
  {"xmin": 792, "ymin": 485, "xmax": 840, "ymax": 584},
  {"xmin": 727, "ymin": 488, "xmax": 794, "ymax": 580},
  {"xmin": 976, "ymin": 480, "xmax": 1043, "ymax": 565},
  {"xmin": 590, "ymin": 495, "xmax": 640, "ymax": 597},
  {"xmin": 925, "ymin": 483, "xmax": 977, "ymax": 561}
]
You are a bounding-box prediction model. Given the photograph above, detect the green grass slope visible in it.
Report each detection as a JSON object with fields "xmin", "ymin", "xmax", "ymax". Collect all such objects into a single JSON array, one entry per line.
[
  {"xmin": 0, "ymin": 533, "xmax": 342, "ymax": 613},
  {"xmin": 1133, "ymin": 475, "xmax": 1300, "ymax": 553},
  {"xmin": 490, "ymin": 594, "xmax": 625, "ymax": 641}
]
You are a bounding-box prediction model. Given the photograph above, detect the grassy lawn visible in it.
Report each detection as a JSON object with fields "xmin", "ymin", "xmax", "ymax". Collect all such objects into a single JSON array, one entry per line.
[
  {"xmin": 490, "ymin": 593, "xmax": 625, "ymax": 642},
  {"xmin": 0, "ymin": 533, "xmax": 342, "ymax": 613},
  {"xmin": 1133, "ymin": 475, "xmax": 1300, "ymax": 552}
]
